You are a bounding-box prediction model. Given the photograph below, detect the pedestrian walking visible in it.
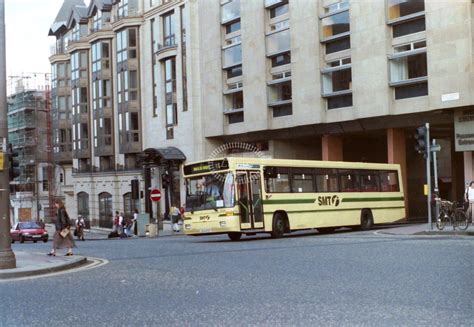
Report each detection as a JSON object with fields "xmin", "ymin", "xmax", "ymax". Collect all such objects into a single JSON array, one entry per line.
[
  {"xmin": 75, "ymin": 215, "xmax": 85, "ymax": 241},
  {"xmin": 121, "ymin": 215, "xmax": 132, "ymax": 238},
  {"xmin": 465, "ymin": 181, "xmax": 474, "ymax": 223},
  {"xmin": 172, "ymin": 206, "xmax": 180, "ymax": 232},
  {"xmin": 47, "ymin": 199, "xmax": 76, "ymax": 256},
  {"xmin": 114, "ymin": 211, "xmax": 123, "ymax": 235},
  {"xmin": 132, "ymin": 209, "xmax": 138, "ymax": 236}
]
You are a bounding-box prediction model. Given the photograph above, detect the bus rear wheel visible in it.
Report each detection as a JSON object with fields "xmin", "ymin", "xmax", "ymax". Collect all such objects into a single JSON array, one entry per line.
[
  {"xmin": 360, "ymin": 210, "xmax": 373, "ymax": 231},
  {"xmin": 271, "ymin": 213, "xmax": 286, "ymax": 238},
  {"xmin": 228, "ymin": 232, "xmax": 242, "ymax": 241}
]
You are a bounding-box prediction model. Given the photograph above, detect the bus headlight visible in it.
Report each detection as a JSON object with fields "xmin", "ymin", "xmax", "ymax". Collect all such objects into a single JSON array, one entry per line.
[
  {"xmin": 219, "ymin": 221, "xmax": 227, "ymax": 227},
  {"xmin": 185, "ymin": 224, "xmax": 192, "ymax": 230}
]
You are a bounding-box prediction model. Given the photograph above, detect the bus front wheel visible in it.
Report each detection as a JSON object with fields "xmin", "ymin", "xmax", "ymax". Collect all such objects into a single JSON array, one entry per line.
[
  {"xmin": 271, "ymin": 213, "xmax": 286, "ymax": 238},
  {"xmin": 360, "ymin": 210, "xmax": 373, "ymax": 230},
  {"xmin": 228, "ymin": 232, "xmax": 242, "ymax": 241}
]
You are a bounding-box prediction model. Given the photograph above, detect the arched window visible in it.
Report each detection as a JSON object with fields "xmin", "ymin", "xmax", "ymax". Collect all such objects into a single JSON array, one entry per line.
[
  {"xmin": 77, "ymin": 192, "xmax": 89, "ymax": 220},
  {"xmin": 99, "ymin": 192, "xmax": 113, "ymax": 228}
]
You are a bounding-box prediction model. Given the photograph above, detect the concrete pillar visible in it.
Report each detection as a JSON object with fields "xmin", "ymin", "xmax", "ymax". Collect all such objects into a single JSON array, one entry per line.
[
  {"xmin": 387, "ymin": 128, "xmax": 408, "ymax": 218},
  {"xmin": 322, "ymin": 135, "xmax": 343, "ymax": 161},
  {"xmin": 464, "ymin": 151, "xmax": 473, "ymax": 185}
]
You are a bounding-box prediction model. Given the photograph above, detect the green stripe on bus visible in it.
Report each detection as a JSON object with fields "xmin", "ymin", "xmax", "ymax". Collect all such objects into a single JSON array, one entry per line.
[
  {"xmin": 263, "ymin": 197, "xmax": 403, "ymax": 205},
  {"xmin": 263, "ymin": 206, "xmax": 405, "ymax": 215},
  {"xmin": 263, "ymin": 199, "xmax": 316, "ymax": 205},
  {"xmin": 342, "ymin": 197, "xmax": 404, "ymax": 202}
]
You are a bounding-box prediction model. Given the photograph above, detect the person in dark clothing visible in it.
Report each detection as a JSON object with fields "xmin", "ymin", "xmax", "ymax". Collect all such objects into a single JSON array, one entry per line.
[{"xmin": 48, "ymin": 199, "xmax": 76, "ymax": 256}]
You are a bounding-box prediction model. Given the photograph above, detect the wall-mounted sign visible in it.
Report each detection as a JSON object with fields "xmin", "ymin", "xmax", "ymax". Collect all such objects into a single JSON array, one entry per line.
[
  {"xmin": 454, "ymin": 108, "xmax": 474, "ymax": 152},
  {"xmin": 442, "ymin": 92, "xmax": 460, "ymax": 102}
]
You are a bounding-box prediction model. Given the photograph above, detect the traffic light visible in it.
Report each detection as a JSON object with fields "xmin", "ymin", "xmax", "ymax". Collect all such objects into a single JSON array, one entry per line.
[
  {"xmin": 131, "ymin": 179, "xmax": 140, "ymax": 199},
  {"xmin": 414, "ymin": 126, "xmax": 428, "ymax": 156},
  {"xmin": 161, "ymin": 173, "xmax": 170, "ymax": 188},
  {"xmin": 8, "ymin": 144, "xmax": 20, "ymax": 181}
]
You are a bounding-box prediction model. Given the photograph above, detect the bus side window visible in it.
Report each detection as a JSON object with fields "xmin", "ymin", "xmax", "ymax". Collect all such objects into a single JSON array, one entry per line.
[
  {"xmin": 339, "ymin": 169, "xmax": 360, "ymax": 192},
  {"xmin": 380, "ymin": 171, "xmax": 399, "ymax": 192},
  {"xmin": 264, "ymin": 167, "xmax": 291, "ymax": 193},
  {"xmin": 315, "ymin": 168, "xmax": 338, "ymax": 192},
  {"xmin": 292, "ymin": 170, "xmax": 315, "ymax": 193},
  {"xmin": 359, "ymin": 170, "xmax": 380, "ymax": 192}
]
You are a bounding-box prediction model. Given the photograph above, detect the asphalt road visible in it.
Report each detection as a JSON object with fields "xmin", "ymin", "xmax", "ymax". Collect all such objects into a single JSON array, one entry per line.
[{"xmin": 1, "ymin": 229, "xmax": 473, "ymax": 326}]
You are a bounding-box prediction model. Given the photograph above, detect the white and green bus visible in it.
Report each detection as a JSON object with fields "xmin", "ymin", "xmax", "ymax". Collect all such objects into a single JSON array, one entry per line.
[{"xmin": 183, "ymin": 157, "xmax": 405, "ymax": 241}]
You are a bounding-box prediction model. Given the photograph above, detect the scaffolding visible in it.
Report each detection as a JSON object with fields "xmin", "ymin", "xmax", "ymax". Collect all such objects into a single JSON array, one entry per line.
[{"xmin": 7, "ymin": 74, "xmax": 55, "ymax": 222}]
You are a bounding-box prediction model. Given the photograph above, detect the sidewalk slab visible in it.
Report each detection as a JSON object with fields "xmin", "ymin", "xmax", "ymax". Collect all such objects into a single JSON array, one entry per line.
[
  {"xmin": 377, "ymin": 223, "xmax": 474, "ymax": 236},
  {"xmin": 0, "ymin": 251, "xmax": 87, "ymax": 280}
]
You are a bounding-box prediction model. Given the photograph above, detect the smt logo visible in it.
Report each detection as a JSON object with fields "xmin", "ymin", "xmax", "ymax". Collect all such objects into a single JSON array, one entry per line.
[{"xmin": 317, "ymin": 195, "xmax": 341, "ymax": 207}]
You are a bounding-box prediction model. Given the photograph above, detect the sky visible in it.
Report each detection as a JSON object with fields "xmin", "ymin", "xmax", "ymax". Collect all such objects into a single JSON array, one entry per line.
[{"xmin": 4, "ymin": 0, "xmax": 89, "ymax": 93}]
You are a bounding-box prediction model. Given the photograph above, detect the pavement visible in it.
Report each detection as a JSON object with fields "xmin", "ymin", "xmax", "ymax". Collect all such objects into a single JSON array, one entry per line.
[{"xmin": 1, "ymin": 221, "xmax": 472, "ymax": 280}]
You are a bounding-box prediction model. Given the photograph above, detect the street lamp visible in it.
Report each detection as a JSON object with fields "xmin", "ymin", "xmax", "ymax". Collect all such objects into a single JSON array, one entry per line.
[{"xmin": 0, "ymin": 0, "xmax": 16, "ymax": 269}]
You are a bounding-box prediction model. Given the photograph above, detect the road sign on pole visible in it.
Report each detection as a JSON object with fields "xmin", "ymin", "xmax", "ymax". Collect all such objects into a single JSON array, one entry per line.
[{"xmin": 150, "ymin": 188, "xmax": 161, "ymax": 202}]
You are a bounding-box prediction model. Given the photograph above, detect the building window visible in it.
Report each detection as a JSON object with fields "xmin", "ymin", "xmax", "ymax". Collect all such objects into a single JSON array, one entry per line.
[
  {"xmin": 222, "ymin": 44, "xmax": 242, "ymax": 69},
  {"xmin": 225, "ymin": 91, "xmax": 243, "ymax": 111},
  {"xmin": 71, "ymin": 51, "xmax": 88, "ymax": 81},
  {"xmin": 389, "ymin": 52, "xmax": 427, "ymax": 84},
  {"xmin": 226, "ymin": 20, "xmax": 241, "ymax": 34},
  {"xmin": 266, "ymin": 28, "xmax": 290, "ymax": 57},
  {"xmin": 324, "ymin": 0, "xmax": 349, "ymax": 14},
  {"xmin": 271, "ymin": 51, "xmax": 291, "ymax": 67},
  {"xmin": 322, "ymin": 67, "xmax": 352, "ymax": 94},
  {"xmin": 180, "ymin": 4, "xmax": 188, "ymax": 112},
  {"xmin": 164, "ymin": 58, "xmax": 177, "ymax": 126},
  {"xmin": 322, "ymin": 59, "xmax": 352, "ymax": 110},
  {"xmin": 321, "ymin": 11, "xmax": 350, "ymax": 40},
  {"xmin": 392, "ymin": 17, "xmax": 425, "ymax": 38},
  {"xmin": 268, "ymin": 80, "xmax": 292, "ymax": 104},
  {"xmin": 226, "ymin": 65, "xmax": 242, "ymax": 78},
  {"xmin": 327, "ymin": 94, "xmax": 353, "ymax": 109},
  {"xmin": 388, "ymin": 0, "xmax": 424, "ymax": 21},
  {"xmin": 221, "ymin": 0, "xmax": 240, "ymax": 24},
  {"xmin": 389, "ymin": 42, "xmax": 428, "ymax": 100},
  {"xmin": 228, "ymin": 112, "xmax": 244, "ymax": 124},
  {"xmin": 98, "ymin": 192, "xmax": 112, "ymax": 228},
  {"xmin": 163, "ymin": 11, "xmax": 175, "ymax": 47},
  {"xmin": 117, "ymin": 29, "xmax": 128, "ymax": 63},
  {"xmin": 72, "ymin": 23, "xmax": 80, "ymax": 41},
  {"xmin": 270, "ymin": 2, "xmax": 289, "ymax": 18},
  {"xmin": 394, "ymin": 82, "xmax": 428, "ymax": 99},
  {"xmin": 92, "ymin": 9, "xmax": 102, "ymax": 32},
  {"xmin": 272, "ymin": 105, "xmax": 292, "ymax": 117},
  {"xmin": 325, "ymin": 37, "xmax": 350, "ymax": 55},
  {"xmin": 118, "ymin": 0, "xmax": 129, "ymax": 19},
  {"xmin": 77, "ymin": 192, "xmax": 89, "ymax": 220}
]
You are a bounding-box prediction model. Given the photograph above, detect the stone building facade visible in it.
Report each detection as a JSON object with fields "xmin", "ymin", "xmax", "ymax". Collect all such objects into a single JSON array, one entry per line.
[{"xmin": 49, "ymin": 0, "xmax": 474, "ymax": 224}]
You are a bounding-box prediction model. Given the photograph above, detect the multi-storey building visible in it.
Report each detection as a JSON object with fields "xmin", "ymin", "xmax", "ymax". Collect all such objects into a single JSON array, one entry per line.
[
  {"xmin": 49, "ymin": 0, "xmax": 474, "ymax": 224},
  {"xmin": 7, "ymin": 87, "xmax": 55, "ymax": 223},
  {"xmin": 49, "ymin": 0, "xmax": 208, "ymax": 226},
  {"xmin": 198, "ymin": 0, "xmax": 474, "ymax": 218}
]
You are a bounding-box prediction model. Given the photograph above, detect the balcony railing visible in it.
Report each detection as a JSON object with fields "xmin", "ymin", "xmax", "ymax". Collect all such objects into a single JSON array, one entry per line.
[{"xmin": 72, "ymin": 163, "xmax": 141, "ymax": 174}]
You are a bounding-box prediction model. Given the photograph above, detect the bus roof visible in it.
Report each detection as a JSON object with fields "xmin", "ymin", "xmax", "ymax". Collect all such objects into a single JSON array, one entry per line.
[{"xmin": 183, "ymin": 157, "xmax": 401, "ymax": 176}]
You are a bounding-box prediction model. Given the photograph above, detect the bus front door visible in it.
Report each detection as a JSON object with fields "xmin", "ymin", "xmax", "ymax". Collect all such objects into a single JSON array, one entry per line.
[{"xmin": 236, "ymin": 171, "xmax": 264, "ymax": 230}]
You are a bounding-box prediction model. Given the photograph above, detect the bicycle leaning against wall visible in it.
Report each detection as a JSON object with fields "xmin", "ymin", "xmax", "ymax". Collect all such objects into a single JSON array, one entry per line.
[{"xmin": 434, "ymin": 197, "xmax": 469, "ymax": 231}]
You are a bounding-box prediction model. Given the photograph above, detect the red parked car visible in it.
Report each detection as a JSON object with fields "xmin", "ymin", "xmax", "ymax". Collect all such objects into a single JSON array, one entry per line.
[{"xmin": 10, "ymin": 222, "xmax": 49, "ymax": 243}]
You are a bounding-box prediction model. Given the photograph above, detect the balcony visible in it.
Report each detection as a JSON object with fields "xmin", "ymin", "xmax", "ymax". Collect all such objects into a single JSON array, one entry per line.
[
  {"xmin": 265, "ymin": 0, "xmax": 287, "ymax": 8},
  {"xmin": 155, "ymin": 38, "xmax": 178, "ymax": 61},
  {"xmin": 222, "ymin": 44, "xmax": 242, "ymax": 69},
  {"xmin": 266, "ymin": 28, "xmax": 290, "ymax": 57},
  {"xmin": 221, "ymin": 0, "xmax": 241, "ymax": 24}
]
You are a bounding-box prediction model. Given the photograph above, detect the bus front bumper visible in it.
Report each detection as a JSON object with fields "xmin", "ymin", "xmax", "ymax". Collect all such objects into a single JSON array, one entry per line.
[{"xmin": 183, "ymin": 217, "xmax": 240, "ymax": 235}]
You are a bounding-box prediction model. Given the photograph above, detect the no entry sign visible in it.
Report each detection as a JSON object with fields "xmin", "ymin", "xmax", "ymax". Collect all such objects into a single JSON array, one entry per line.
[{"xmin": 150, "ymin": 188, "xmax": 161, "ymax": 202}]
